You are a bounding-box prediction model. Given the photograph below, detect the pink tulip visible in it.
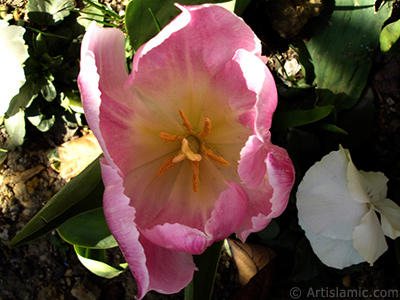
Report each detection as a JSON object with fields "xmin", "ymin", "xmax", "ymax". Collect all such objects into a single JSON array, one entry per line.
[{"xmin": 78, "ymin": 4, "xmax": 294, "ymax": 299}]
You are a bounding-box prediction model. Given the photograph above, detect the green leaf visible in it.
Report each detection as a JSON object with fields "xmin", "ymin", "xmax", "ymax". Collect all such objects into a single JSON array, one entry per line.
[
  {"xmin": 74, "ymin": 245, "xmax": 128, "ymax": 278},
  {"xmin": 380, "ymin": 19, "xmax": 400, "ymax": 53},
  {"xmin": 234, "ymin": 0, "xmax": 251, "ymax": 15},
  {"xmin": 9, "ymin": 157, "xmax": 104, "ymax": 248},
  {"xmin": 27, "ymin": 113, "xmax": 43, "ymax": 126},
  {"xmin": 273, "ymin": 105, "xmax": 334, "ymax": 131},
  {"xmin": 36, "ymin": 115, "xmax": 56, "ymax": 132},
  {"xmin": 318, "ymin": 123, "xmax": 348, "ymax": 135},
  {"xmin": 185, "ymin": 241, "xmax": 223, "ymax": 300},
  {"xmin": 0, "ymin": 148, "xmax": 7, "ymax": 165},
  {"xmin": 303, "ymin": 0, "xmax": 392, "ymax": 111},
  {"xmin": 77, "ymin": 0, "xmax": 105, "ymax": 29},
  {"xmin": 125, "ymin": 0, "xmax": 236, "ymax": 51},
  {"xmin": 40, "ymin": 77, "xmax": 57, "ymax": 102},
  {"xmin": 35, "ymin": 33, "xmax": 48, "ymax": 54},
  {"xmin": 6, "ymin": 80, "xmax": 39, "ymax": 117},
  {"xmin": 27, "ymin": 0, "xmax": 75, "ymax": 25},
  {"xmin": 4, "ymin": 109, "xmax": 25, "ymax": 149},
  {"xmin": 258, "ymin": 220, "xmax": 280, "ymax": 241},
  {"xmin": 337, "ymin": 87, "xmax": 375, "ymax": 147},
  {"xmin": 58, "ymin": 207, "xmax": 117, "ymax": 249}
]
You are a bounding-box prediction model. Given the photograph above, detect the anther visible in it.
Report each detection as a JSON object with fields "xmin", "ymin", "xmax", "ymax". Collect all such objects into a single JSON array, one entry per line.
[
  {"xmin": 200, "ymin": 117, "xmax": 211, "ymax": 139},
  {"xmin": 202, "ymin": 146, "xmax": 229, "ymax": 167},
  {"xmin": 159, "ymin": 132, "xmax": 178, "ymax": 142},
  {"xmin": 190, "ymin": 161, "xmax": 200, "ymax": 192},
  {"xmin": 179, "ymin": 109, "xmax": 192, "ymax": 132},
  {"xmin": 157, "ymin": 155, "xmax": 177, "ymax": 176}
]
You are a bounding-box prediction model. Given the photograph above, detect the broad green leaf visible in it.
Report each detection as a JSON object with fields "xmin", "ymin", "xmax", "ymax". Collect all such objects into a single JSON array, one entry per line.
[
  {"xmin": 27, "ymin": 114, "xmax": 42, "ymax": 127},
  {"xmin": 74, "ymin": 245, "xmax": 128, "ymax": 278},
  {"xmin": 380, "ymin": 19, "xmax": 400, "ymax": 54},
  {"xmin": 6, "ymin": 80, "xmax": 38, "ymax": 117},
  {"xmin": 77, "ymin": 0, "xmax": 105, "ymax": 29},
  {"xmin": 36, "ymin": 115, "xmax": 56, "ymax": 132},
  {"xmin": 58, "ymin": 207, "xmax": 117, "ymax": 249},
  {"xmin": 185, "ymin": 240, "xmax": 223, "ymax": 300},
  {"xmin": 27, "ymin": 0, "xmax": 75, "ymax": 25},
  {"xmin": 303, "ymin": 0, "xmax": 392, "ymax": 111},
  {"xmin": 234, "ymin": 0, "xmax": 251, "ymax": 15},
  {"xmin": 4, "ymin": 109, "xmax": 25, "ymax": 149},
  {"xmin": 318, "ymin": 123, "xmax": 348, "ymax": 135},
  {"xmin": 258, "ymin": 220, "xmax": 280, "ymax": 241},
  {"xmin": 41, "ymin": 77, "xmax": 57, "ymax": 102},
  {"xmin": 9, "ymin": 157, "xmax": 104, "ymax": 248},
  {"xmin": 273, "ymin": 105, "xmax": 334, "ymax": 131},
  {"xmin": 125, "ymin": 0, "xmax": 236, "ymax": 51},
  {"xmin": 337, "ymin": 87, "xmax": 375, "ymax": 146}
]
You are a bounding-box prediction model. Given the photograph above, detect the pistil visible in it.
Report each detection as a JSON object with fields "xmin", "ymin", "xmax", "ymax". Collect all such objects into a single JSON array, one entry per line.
[{"xmin": 158, "ymin": 110, "xmax": 229, "ymax": 192}]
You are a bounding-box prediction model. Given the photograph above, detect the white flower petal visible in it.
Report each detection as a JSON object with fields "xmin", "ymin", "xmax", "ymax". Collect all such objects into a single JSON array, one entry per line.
[
  {"xmin": 347, "ymin": 158, "xmax": 371, "ymax": 204},
  {"xmin": 297, "ymin": 147, "xmax": 367, "ymax": 240},
  {"xmin": 353, "ymin": 207, "xmax": 388, "ymax": 266},
  {"xmin": 359, "ymin": 170, "xmax": 389, "ymax": 204},
  {"xmin": 299, "ymin": 218, "xmax": 364, "ymax": 269},
  {"xmin": 374, "ymin": 198, "xmax": 400, "ymax": 239},
  {"xmin": 0, "ymin": 20, "xmax": 29, "ymax": 115}
]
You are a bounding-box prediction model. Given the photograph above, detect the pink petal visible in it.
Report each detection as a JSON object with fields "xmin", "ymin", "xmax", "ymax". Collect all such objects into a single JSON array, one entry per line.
[
  {"xmin": 217, "ymin": 49, "xmax": 277, "ymax": 139},
  {"xmin": 237, "ymin": 136, "xmax": 295, "ymax": 241},
  {"xmin": 78, "ymin": 23, "xmax": 135, "ymax": 172},
  {"xmin": 127, "ymin": 4, "xmax": 261, "ymax": 89},
  {"xmin": 142, "ymin": 223, "xmax": 210, "ymax": 255},
  {"xmin": 142, "ymin": 182, "xmax": 248, "ymax": 254},
  {"xmin": 238, "ymin": 136, "xmax": 267, "ymax": 189},
  {"xmin": 123, "ymin": 5, "xmax": 262, "ymax": 137},
  {"xmin": 140, "ymin": 235, "xmax": 196, "ymax": 296},
  {"xmin": 101, "ymin": 160, "xmax": 195, "ymax": 299},
  {"xmin": 204, "ymin": 182, "xmax": 248, "ymax": 241}
]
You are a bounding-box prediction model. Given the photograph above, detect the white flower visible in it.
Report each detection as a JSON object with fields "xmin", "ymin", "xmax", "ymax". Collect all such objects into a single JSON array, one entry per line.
[
  {"xmin": 296, "ymin": 146, "xmax": 400, "ymax": 269},
  {"xmin": 0, "ymin": 20, "xmax": 29, "ymax": 116}
]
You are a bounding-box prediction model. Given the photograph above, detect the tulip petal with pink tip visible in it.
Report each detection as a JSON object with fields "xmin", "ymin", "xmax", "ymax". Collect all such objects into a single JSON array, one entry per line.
[{"xmin": 101, "ymin": 161, "xmax": 195, "ymax": 299}]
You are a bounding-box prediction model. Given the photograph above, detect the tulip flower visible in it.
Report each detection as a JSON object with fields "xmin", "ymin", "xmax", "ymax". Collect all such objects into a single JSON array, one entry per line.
[
  {"xmin": 78, "ymin": 4, "xmax": 295, "ymax": 298},
  {"xmin": 0, "ymin": 20, "xmax": 29, "ymax": 115},
  {"xmin": 297, "ymin": 146, "xmax": 400, "ymax": 269}
]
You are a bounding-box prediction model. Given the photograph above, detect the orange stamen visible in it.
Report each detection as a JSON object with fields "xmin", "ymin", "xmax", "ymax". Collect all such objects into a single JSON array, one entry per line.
[
  {"xmin": 159, "ymin": 132, "xmax": 178, "ymax": 142},
  {"xmin": 202, "ymin": 146, "xmax": 229, "ymax": 167},
  {"xmin": 157, "ymin": 155, "xmax": 177, "ymax": 176},
  {"xmin": 200, "ymin": 117, "xmax": 211, "ymax": 139},
  {"xmin": 179, "ymin": 109, "xmax": 192, "ymax": 132},
  {"xmin": 190, "ymin": 161, "xmax": 200, "ymax": 192},
  {"xmin": 157, "ymin": 110, "xmax": 229, "ymax": 193}
]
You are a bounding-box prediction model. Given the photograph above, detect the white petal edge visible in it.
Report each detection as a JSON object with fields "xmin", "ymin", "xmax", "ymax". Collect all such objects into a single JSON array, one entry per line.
[
  {"xmin": 296, "ymin": 146, "xmax": 368, "ymax": 240},
  {"xmin": 374, "ymin": 198, "xmax": 400, "ymax": 239},
  {"xmin": 299, "ymin": 218, "xmax": 365, "ymax": 269},
  {"xmin": 353, "ymin": 206, "xmax": 388, "ymax": 266}
]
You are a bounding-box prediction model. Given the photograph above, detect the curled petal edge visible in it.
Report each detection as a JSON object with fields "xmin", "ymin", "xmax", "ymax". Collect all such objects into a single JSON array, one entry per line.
[
  {"xmin": 237, "ymin": 136, "xmax": 295, "ymax": 241},
  {"xmin": 101, "ymin": 160, "xmax": 195, "ymax": 299}
]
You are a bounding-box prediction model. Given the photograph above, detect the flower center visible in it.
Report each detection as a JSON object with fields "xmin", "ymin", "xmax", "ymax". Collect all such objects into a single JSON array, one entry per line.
[{"xmin": 157, "ymin": 109, "xmax": 229, "ymax": 192}]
